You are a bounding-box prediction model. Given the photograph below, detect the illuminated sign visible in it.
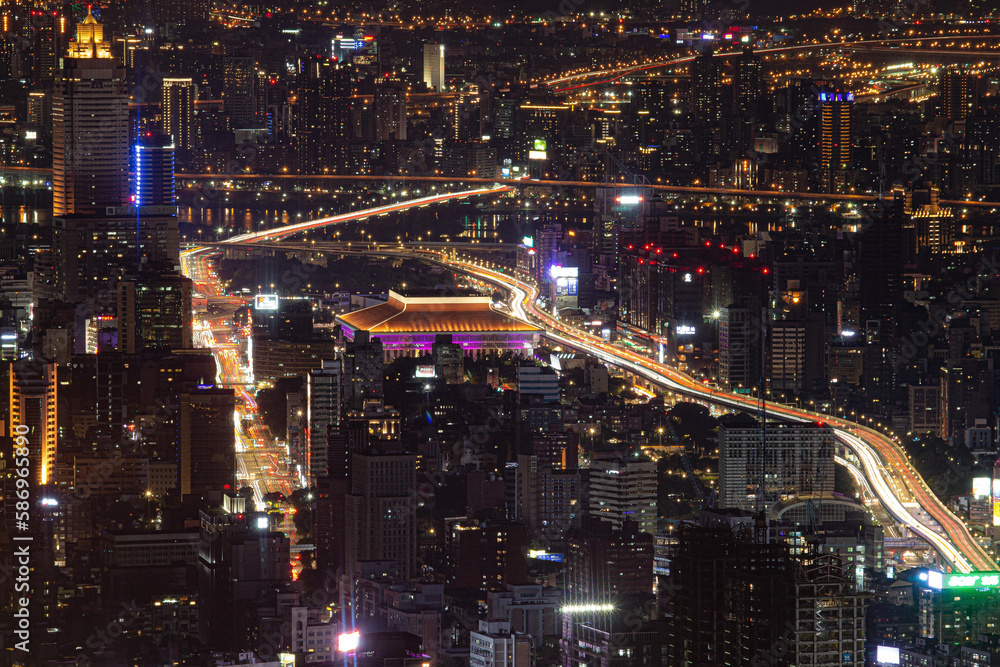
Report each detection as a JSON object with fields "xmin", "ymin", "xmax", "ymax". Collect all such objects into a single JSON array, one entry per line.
[
  {"xmin": 529, "ymin": 139, "xmax": 547, "ymax": 160},
  {"xmin": 528, "ymin": 150, "xmax": 547, "ymax": 160},
  {"xmin": 974, "ymin": 477, "xmax": 991, "ymax": 498},
  {"xmin": 25, "ymin": 130, "xmax": 37, "ymax": 140},
  {"xmin": 522, "ymin": 236, "xmax": 534, "ymax": 248},
  {"xmin": 415, "ymin": 365, "xmax": 436, "ymax": 378},
  {"xmin": 279, "ymin": 654, "xmax": 296, "ymax": 667},
  {"xmin": 942, "ymin": 572, "xmax": 1000, "ymax": 588},
  {"xmin": 338, "ymin": 631, "xmax": 361, "ymax": 652},
  {"xmin": 256, "ymin": 516, "xmax": 269, "ymax": 529},
  {"xmin": 255, "ymin": 294, "xmax": 279, "ymax": 310},
  {"xmin": 528, "ymin": 550, "xmax": 564, "ymax": 562},
  {"xmin": 616, "ymin": 194, "xmax": 643, "ymax": 205},
  {"xmin": 533, "ymin": 139, "xmax": 546, "ymax": 151},
  {"xmin": 926, "ymin": 570, "xmax": 943, "ymax": 589},
  {"xmin": 549, "ymin": 266, "xmax": 579, "ymax": 280},
  {"xmin": 561, "ymin": 603, "xmax": 614, "ymax": 614},
  {"xmin": 676, "ymin": 325, "xmax": 696, "ymax": 336},
  {"xmin": 875, "ymin": 646, "xmax": 900, "ymax": 665}
]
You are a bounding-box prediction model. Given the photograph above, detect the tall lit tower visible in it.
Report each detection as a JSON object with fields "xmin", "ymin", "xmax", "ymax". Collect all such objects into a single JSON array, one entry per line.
[
  {"xmin": 423, "ymin": 42, "xmax": 445, "ymax": 92},
  {"xmin": 818, "ymin": 89, "xmax": 853, "ymax": 170},
  {"xmin": 52, "ymin": 7, "xmax": 128, "ymax": 216},
  {"xmin": 10, "ymin": 360, "xmax": 58, "ymax": 487},
  {"xmin": 161, "ymin": 77, "xmax": 195, "ymax": 150}
]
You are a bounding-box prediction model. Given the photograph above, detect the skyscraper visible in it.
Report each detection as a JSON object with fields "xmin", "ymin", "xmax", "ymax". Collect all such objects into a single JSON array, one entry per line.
[
  {"xmin": 117, "ymin": 269, "xmax": 193, "ymax": 354},
  {"xmin": 308, "ymin": 359, "xmax": 342, "ymax": 484},
  {"xmin": 344, "ymin": 451, "xmax": 417, "ymax": 579},
  {"xmin": 733, "ymin": 47, "xmax": 763, "ymax": 118},
  {"xmin": 719, "ymin": 304, "xmax": 762, "ymax": 392},
  {"xmin": 295, "ymin": 54, "xmax": 352, "ymax": 174},
  {"xmin": 939, "ymin": 69, "xmax": 982, "ymax": 121},
  {"xmin": 9, "ymin": 360, "xmax": 58, "ymax": 486},
  {"xmin": 818, "ymin": 89, "xmax": 853, "ymax": 170},
  {"xmin": 374, "ymin": 76, "xmax": 407, "ymax": 142},
  {"xmin": 179, "ymin": 387, "xmax": 236, "ymax": 499},
  {"xmin": 423, "ymin": 42, "xmax": 445, "ymax": 92},
  {"xmin": 52, "ymin": 8, "xmax": 128, "ymax": 216},
  {"xmin": 132, "ymin": 133, "xmax": 176, "ymax": 208},
  {"xmin": 691, "ymin": 52, "xmax": 722, "ymax": 123},
  {"xmin": 223, "ymin": 55, "xmax": 261, "ymax": 129},
  {"xmin": 161, "ymin": 77, "xmax": 195, "ymax": 150}
]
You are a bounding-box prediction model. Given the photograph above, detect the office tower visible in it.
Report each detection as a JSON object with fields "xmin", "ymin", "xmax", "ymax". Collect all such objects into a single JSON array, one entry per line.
[
  {"xmin": 857, "ymin": 200, "xmax": 904, "ymax": 338},
  {"xmin": 719, "ymin": 304, "xmax": 763, "ymax": 393},
  {"xmin": 565, "ymin": 518, "xmax": 653, "ymax": 601},
  {"xmin": 718, "ymin": 415, "xmax": 835, "ymax": 512},
  {"xmin": 939, "ymin": 69, "xmax": 982, "ymax": 121},
  {"xmin": 691, "ymin": 52, "xmax": 722, "ymax": 123},
  {"xmin": 345, "ymin": 451, "xmax": 417, "ymax": 579},
  {"xmin": 199, "ymin": 505, "xmax": 291, "ymax": 651},
  {"xmin": 374, "ymin": 76, "xmax": 407, "ymax": 142},
  {"xmin": 53, "ymin": 213, "xmax": 180, "ymax": 301},
  {"xmin": 733, "ymin": 47, "xmax": 762, "ymax": 118},
  {"xmin": 161, "ymin": 77, "xmax": 195, "ymax": 150},
  {"xmin": 666, "ymin": 524, "xmax": 798, "ymax": 666},
  {"xmin": 142, "ymin": 349, "xmax": 216, "ymax": 466},
  {"xmin": 132, "ymin": 133, "xmax": 176, "ymax": 208},
  {"xmin": 423, "ymin": 42, "xmax": 445, "ymax": 92},
  {"xmin": 295, "ymin": 54, "xmax": 352, "ymax": 174},
  {"xmin": 307, "ymin": 359, "xmax": 342, "ymax": 483},
  {"xmin": 30, "ymin": 9, "xmax": 66, "ymax": 84},
  {"xmin": 768, "ymin": 318, "xmax": 825, "ymax": 395},
  {"xmin": 587, "ymin": 452, "xmax": 657, "ymax": 534},
  {"xmin": 52, "ymin": 8, "xmax": 128, "ymax": 216},
  {"xmin": 9, "ymin": 360, "xmax": 58, "ymax": 486},
  {"xmin": 343, "ymin": 332, "xmax": 383, "ymax": 410},
  {"xmin": 818, "ymin": 89, "xmax": 853, "ymax": 170},
  {"xmin": 116, "ymin": 269, "xmax": 193, "ymax": 354},
  {"xmin": 179, "ymin": 387, "xmax": 236, "ymax": 498},
  {"xmin": 224, "ymin": 55, "xmax": 261, "ymax": 129},
  {"xmin": 515, "ymin": 454, "xmax": 582, "ymax": 542}
]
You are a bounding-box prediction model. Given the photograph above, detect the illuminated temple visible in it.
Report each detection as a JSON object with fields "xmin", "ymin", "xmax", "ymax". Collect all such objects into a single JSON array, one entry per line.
[{"xmin": 337, "ymin": 290, "xmax": 542, "ymax": 359}]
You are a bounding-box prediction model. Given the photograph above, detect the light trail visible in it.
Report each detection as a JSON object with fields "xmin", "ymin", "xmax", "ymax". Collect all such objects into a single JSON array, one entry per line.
[{"xmin": 183, "ymin": 181, "xmax": 996, "ymax": 573}]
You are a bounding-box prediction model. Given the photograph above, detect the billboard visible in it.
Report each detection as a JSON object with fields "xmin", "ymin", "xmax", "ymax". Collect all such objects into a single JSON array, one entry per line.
[
  {"xmin": 875, "ymin": 646, "xmax": 900, "ymax": 665},
  {"xmin": 338, "ymin": 631, "xmax": 360, "ymax": 652},
  {"xmin": 254, "ymin": 294, "xmax": 279, "ymax": 310},
  {"xmin": 974, "ymin": 477, "xmax": 991, "ymax": 498},
  {"xmin": 616, "ymin": 194, "xmax": 644, "ymax": 205},
  {"xmin": 529, "ymin": 138, "xmax": 547, "ymax": 160},
  {"xmin": 415, "ymin": 365, "xmax": 436, "ymax": 378}
]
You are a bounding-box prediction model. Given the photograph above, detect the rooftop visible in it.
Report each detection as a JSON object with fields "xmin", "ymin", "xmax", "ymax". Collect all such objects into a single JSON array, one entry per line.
[{"xmin": 338, "ymin": 290, "xmax": 542, "ymax": 335}]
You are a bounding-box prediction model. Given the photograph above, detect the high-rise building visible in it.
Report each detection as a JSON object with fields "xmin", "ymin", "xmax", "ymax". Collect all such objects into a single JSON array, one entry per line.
[
  {"xmin": 939, "ymin": 70, "xmax": 982, "ymax": 121},
  {"xmin": 345, "ymin": 451, "xmax": 417, "ymax": 579},
  {"xmin": 295, "ymin": 54, "xmax": 352, "ymax": 174},
  {"xmin": 52, "ymin": 8, "xmax": 128, "ymax": 216},
  {"xmin": 374, "ymin": 76, "xmax": 407, "ymax": 142},
  {"xmin": 132, "ymin": 133, "xmax": 176, "ymax": 208},
  {"xmin": 343, "ymin": 332, "xmax": 383, "ymax": 410},
  {"xmin": 224, "ymin": 55, "xmax": 262, "ymax": 129},
  {"xmin": 733, "ymin": 47, "xmax": 763, "ymax": 118},
  {"xmin": 517, "ymin": 363, "xmax": 559, "ymax": 404},
  {"xmin": 30, "ymin": 9, "xmax": 66, "ymax": 84},
  {"xmin": 691, "ymin": 52, "xmax": 722, "ymax": 123},
  {"xmin": 117, "ymin": 269, "xmax": 193, "ymax": 354},
  {"xmin": 719, "ymin": 304, "xmax": 763, "ymax": 392},
  {"xmin": 199, "ymin": 503, "xmax": 291, "ymax": 650},
  {"xmin": 161, "ymin": 77, "xmax": 195, "ymax": 150},
  {"xmin": 423, "ymin": 42, "xmax": 445, "ymax": 92},
  {"xmin": 587, "ymin": 452, "xmax": 657, "ymax": 534},
  {"xmin": 470, "ymin": 621, "xmax": 531, "ymax": 667},
  {"xmin": 9, "ymin": 360, "xmax": 58, "ymax": 486},
  {"xmin": 718, "ymin": 415, "xmax": 835, "ymax": 512},
  {"xmin": 179, "ymin": 387, "xmax": 236, "ymax": 499},
  {"xmin": 307, "ymin": 359, "xmax": 342, "ymax": 483},
  {"xmin": 53, "ymin": 213, "xmax": 180, "ymax": 301},
  {"xmin": 818, "ymin": 89, "xmax": 853, "ymax": 170}
]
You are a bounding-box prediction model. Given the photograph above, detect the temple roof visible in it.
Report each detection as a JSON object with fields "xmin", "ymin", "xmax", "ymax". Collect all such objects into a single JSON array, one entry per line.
[{"xmin": 337, "ymin": 290, "xmax": 541, "ymax": 334}]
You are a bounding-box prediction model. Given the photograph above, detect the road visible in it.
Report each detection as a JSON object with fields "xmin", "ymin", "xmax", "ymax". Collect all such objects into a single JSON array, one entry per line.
[
  {"xmin": 544, "ymin": 35, "xmax": 1000, "ymax": 90},
  {"xmin": 181, "ymin": 247, "xmax": 300, "ymax": 553},
  {"xmin": 175, "ymin": 173, "xmax": 1000, "ymax": 209},
  {"xmin": 429, "ymin": 252, "xmax": 994, "ymax": 573},
  {"xmin": 191, "ymin": 182, "xmax": 995, "ymax": 572}
]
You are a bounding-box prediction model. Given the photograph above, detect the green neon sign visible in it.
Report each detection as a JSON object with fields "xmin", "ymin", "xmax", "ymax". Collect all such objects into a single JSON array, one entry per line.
[{"xmin": 945, "ymin": 573, "xmax": 1000, "ymax": 588}]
